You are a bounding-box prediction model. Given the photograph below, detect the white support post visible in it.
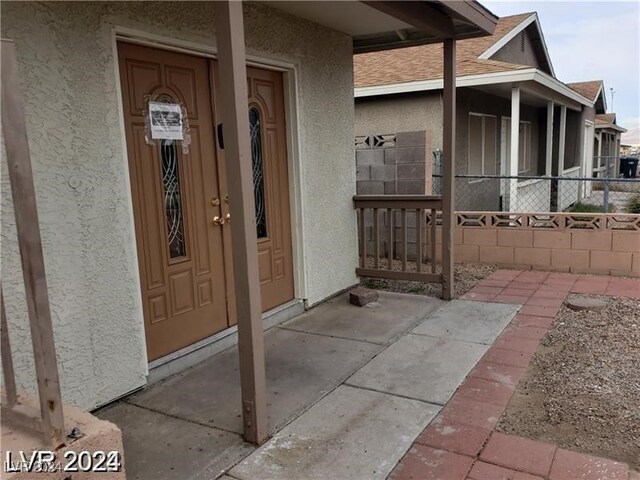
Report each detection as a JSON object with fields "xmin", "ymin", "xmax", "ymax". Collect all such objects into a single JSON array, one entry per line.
[
  {"xmin": 558, "ymin": 105, "xmax": 567, "ymax": 175},
  {"xmin": 545, "ymin": 101, "xmax": 554, "ymax": 176},
  {"xmin": 597, "ymin": 132, "xmax": 602, "ymax": 172},
  {"xmin": 441, "ymin": 38, "xmax": 456, "ymax": 300},
  {"xmin": 213, "ymin": 0, "xmax": 268, "ymax": 445},
  {"xmin": 509, "ymin": 85, "xmax": 520, "ymax": 211}
]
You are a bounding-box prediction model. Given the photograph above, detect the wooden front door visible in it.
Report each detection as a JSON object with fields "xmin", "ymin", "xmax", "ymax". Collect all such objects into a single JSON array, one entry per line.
[
  {"xmin": 213, "ymin": 66, "xmax": 295, "ymax": 314},
  {"xmin": 118, "ymin": 42, "xmax": 229, "ymax": 360},
  {"xmin": 118, "ymin": 42, "xmax": 295, "ymax": 360}
]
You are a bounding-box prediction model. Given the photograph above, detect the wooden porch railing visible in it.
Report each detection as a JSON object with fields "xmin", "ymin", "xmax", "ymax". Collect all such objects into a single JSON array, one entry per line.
[
  {"xmin": 1, "ymin": 39, "xmax": 65, "ymax": 448},
  {"xmin": 354, "ymin": 195, "xmax": 443, "ymax": 285}
]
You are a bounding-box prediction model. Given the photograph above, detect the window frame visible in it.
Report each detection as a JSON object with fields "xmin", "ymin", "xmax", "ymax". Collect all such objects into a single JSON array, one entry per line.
[
  {"xmin": 467, "ymin": 112, "xmax": 498, "ymax": 183},
  {"xmin": 518, "ymin": 120, "xmax": 532, "ymax": 174}
]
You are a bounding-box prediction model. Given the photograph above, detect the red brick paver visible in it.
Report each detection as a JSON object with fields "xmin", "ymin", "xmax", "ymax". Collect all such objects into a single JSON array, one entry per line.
[
  {"xmin": 389, "ymin": 445, "xmax": 473, "ymax": 480},
  {"xmin": 480, "ymin": 432, "xmax": 556, "ymax": 477},
  {"xmin": 416, "ymin": 418, "xmax": 491, "ymax": 457},
  {"xmin": 548, "ymin": 449, "xmax": 629, "ymax": 480},
  {"xmin": 394, "ymin": 270, "xmax": 640, "ymax": 480}
]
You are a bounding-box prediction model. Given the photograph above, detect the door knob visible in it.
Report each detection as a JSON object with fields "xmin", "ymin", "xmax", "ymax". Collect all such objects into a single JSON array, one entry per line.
[
  {"xmin": 212, "ymin": 215, "xmax": 226, "ymax": 226},
  {"xmin": 225, "ymin": 213, "xmax": 231, "ymax": 224},
  {"xmin": 211, "ymin": 198, "xmax": 220, "ymax": 207}
]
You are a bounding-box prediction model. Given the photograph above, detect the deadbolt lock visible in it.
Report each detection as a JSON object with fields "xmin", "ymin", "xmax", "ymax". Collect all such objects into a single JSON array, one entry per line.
[{"xmin": 211, "ymin": 198, "xmax": 221, "ymax": 207}]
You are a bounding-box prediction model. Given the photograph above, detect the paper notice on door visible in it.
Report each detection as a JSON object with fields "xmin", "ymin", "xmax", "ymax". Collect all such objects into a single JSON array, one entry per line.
[{"xmin": 149, "ymin": 102, "xmax": 184, "ymax": 140}]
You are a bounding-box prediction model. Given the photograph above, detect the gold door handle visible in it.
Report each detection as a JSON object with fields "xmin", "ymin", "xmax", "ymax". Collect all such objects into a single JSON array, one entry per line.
[
  {"xmin": 212, "ymin": 215, "xmax": 226, "ymax": 226},
  {"xmin": 225, "ymin": 213, "xmax": 231, "ymax": 223}
]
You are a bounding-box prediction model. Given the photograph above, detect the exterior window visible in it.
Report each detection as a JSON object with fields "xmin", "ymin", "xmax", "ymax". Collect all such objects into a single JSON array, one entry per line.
[
  {"xmin": 249, "ymin": 107, "xmax": 267, "ymax": 238},
  {"xmin": 468, "ymin": 113, "xmax": 497, "ymax": 177},
  {"xmin": 518, "ymin": 122, "xmax": 532, "ymax": 173},
  {"xmin": 160, "ymin": 140, "xmax": 186, "ymax": 258}
]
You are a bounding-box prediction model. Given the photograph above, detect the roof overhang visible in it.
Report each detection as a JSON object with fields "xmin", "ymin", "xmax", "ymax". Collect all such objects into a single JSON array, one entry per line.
[
  {"xmin": 354, "ymin": 68, "xmax": 593, "ymax": 109},
  {"xmin": 264, "ymin": 1, "xmax": 498, "ymax": 53},
  {"xmin": 595, "ymin": 124, "xmax": 627, "ymax": 133}
]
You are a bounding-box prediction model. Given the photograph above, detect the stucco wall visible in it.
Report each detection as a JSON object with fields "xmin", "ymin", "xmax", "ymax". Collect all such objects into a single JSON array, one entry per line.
[
  {"xmin": 355, "ymin": 93, "xmax": 443, "ymax": 153},
  {"xmin": 1, "ymin": 1, "xmax": 355, "ymax": 409}
]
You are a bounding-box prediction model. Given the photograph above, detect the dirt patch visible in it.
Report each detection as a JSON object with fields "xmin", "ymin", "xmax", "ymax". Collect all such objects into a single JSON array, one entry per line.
[
  {"xmin": 497, "ymin": 295, "xmax": 640, "ymax": 470},
  {"xmin": 360, "ymin": 258, "xmax": 497, "ymax": 298}
]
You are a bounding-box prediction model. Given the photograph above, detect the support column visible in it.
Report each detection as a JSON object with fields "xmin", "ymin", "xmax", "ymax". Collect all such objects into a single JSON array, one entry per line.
[
  {"xmin": 545, "ymin": 101, "xmax": 554, "ymax": 176},
  {"xmin": 441, "ymin": 38, "xmax": 456, "ymax": 301},
  {"xmin": 1, "ymin": 40, "xmax": 65, "ymax": 448},
  {"xmin": 597, "ymin": 132, "xmax": 602, "ymax": 173},
  {"xmin": 558, "ymin": 105, "xmax": 567, "ymax": 174},
  {"xmin": 509, "ymin": 85, "xmax": 520, "ymax": 211},
  {"xmin": 213, "ymin": 1, "xmax": 267, "ymax": 445}
]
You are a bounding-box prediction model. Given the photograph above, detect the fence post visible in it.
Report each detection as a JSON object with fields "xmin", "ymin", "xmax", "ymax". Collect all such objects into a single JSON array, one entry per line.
[{"xmin": 603, "ymin": 156, "xmax": 610, "ymax": 212}]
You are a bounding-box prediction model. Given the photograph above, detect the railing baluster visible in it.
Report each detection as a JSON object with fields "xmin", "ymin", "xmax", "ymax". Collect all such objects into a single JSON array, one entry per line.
[
  {"xmin": 373, "ymin": 208, "xmax": 380, "ymax": 269},
  {"xmin": 431, "ymin": 208, "xmax": 437, "ymax": 274},
  {"xmin": 353, "ymin": 196, "xmax": 443, "ymax": 286},
  {"xmin": 401, "ymin": 209, "xmax": 407, "ymax": 271},
  {"xmin": 1, "ymin": 288, "xmax": 18, "ymax": 408},
  {"xmin": 387, "ymin": 208, "xmax": 393, "ymax": 270},
  {"xmin": 416, "ymin": 209, "xmax": 422, "ymax": 273},
  {"xmin": 359, "ymin": 208, "xmax": 366, "ymax": 268}
]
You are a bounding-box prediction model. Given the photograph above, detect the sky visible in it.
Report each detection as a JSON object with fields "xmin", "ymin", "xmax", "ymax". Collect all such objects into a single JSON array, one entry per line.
[{"xmin": 482, "ymin": 0, "xmax": 640, "ymax": 145}]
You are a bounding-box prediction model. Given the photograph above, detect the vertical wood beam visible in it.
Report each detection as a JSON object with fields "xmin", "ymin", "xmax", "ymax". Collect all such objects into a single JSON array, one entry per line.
[
  {"xmin": 441, "ymin": 38, "xmax": 456, "ymax": 300},
  {"xmin": 1, "ymin": 288, "xmax": 18, "ymax": 407},
  {"xmin": 558, "ymin": 105, "xmax": 567, "ymax": 174},
  {"xmin": 1, "ymin": 39, "xmax": 64, "ymax": 448},
  {"xmin": 213, "ymin": 1, "xmax": 267, "ymax": 445},
  {"xmin": 509, "ymin": 85, "xmax": 520, "ymax": 211},
  {"xmin": 545, "ymin": 101, "xmax": 554, "ymax": 176}
]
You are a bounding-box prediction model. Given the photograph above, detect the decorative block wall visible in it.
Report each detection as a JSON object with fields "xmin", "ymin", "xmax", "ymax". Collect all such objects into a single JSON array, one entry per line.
[{"xmin": 428, "ymin": 213, "xmax": 640, "ymax": 277}]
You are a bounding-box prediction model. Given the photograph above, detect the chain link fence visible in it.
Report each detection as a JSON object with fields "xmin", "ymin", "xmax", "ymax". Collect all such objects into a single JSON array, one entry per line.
[{"xmin": 432, "ymin": 153, "xmax": 640, "ymax": 214}]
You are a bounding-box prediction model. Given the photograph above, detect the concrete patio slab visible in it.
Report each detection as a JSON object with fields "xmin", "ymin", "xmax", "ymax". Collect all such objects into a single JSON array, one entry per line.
[
  {"xmin": 281, "ymin": 291, "xmax": 443, "ymax": 344},
  {"xmin": 411, "ymin": 300, "xmax": 520, "ymax": 344},
  {"xmin": 127, "ymin": 328, "xmax": 381, "ymax": 434},
  {"xmin": 347, "ymin": 334, "xmax": 488, "ymax": 405},
  {"xmin": 97, "ymin": 403, "xmax": 253, "ymax": 480},
  {"xmin": 229, "ymin": 385, "xmax": 439, "ymax": 480}
]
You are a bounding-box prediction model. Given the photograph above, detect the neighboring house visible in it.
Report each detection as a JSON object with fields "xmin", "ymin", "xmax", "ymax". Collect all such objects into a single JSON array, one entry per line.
[
  {"xmin": 354, "ymin": 12, "xmax": 604, "ymax": 212},
  {"xmin": 1, "ymin": 1, "xmax": 496, "ymax": 444},
  {"xmin": 566, "ymin": 80, "xmax": 627, "ymax": 183}
]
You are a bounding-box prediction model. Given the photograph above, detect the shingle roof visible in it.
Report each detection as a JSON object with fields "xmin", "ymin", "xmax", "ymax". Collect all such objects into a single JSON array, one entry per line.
[
  {"xmin": 354, "ymin": 13, "xmax": 534, "ymax": 88},
  {"xmin": 566, "ymin": 81, "xmax": 603, "ymax": 102},
  {"xmin": 595, "ymin": 113, "xmax": 616, "ymax": 125}
]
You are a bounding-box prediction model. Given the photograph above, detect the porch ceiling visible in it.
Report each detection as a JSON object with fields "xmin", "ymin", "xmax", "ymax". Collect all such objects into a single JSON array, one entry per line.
[{"xmin": 264, "ymin": 1, "xmax": 497, "ymax": 53}]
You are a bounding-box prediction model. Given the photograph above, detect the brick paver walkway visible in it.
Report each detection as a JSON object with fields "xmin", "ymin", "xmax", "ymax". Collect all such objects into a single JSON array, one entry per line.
[{"xmin": 389, "ymin": 270, "xmax": 640, "ymax": 480}]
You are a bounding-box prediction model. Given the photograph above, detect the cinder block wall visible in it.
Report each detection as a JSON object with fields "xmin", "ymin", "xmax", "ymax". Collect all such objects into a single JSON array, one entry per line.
[
  {"xmin": 426, "ymin": 225, "xmax": 639, "ymax": 277},
  {"xmin": 356, "ymin": 131, "xmax": 430, "ymax": 259}
]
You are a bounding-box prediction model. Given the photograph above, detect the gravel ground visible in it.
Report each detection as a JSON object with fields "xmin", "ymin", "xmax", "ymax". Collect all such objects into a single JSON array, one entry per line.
[
  {"xmin": 497, "ymin": 295, "xmax": 640, "ymax": 470},
  {"xmin": 360, "ymin": 258, "xmax": 497, "ymax": 298}
]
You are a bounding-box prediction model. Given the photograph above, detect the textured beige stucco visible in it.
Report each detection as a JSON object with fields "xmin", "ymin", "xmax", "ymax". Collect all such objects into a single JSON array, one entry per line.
[
  {"xmin": 1, "ymin": 1, "xmax": 356, "ymax": 409},
  {"xmin": 355, "ymin": 93, "xmax": 443, "ymax": 152}
]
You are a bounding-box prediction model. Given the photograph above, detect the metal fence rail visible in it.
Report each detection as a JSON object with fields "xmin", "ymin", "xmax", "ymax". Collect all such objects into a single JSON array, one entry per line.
[{"xmin": 432, "ymin": 173, "xmax": 640, "ymax": 214}]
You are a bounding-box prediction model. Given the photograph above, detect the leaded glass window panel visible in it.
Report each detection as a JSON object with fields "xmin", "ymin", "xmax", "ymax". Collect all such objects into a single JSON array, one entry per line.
[
  {"xmin": 160, "ymin": 139, "xmax": 186, "ymax": 258},
  {"xmin": 249, "ymin": 107, "xmax": 267, "ymax": 238}
]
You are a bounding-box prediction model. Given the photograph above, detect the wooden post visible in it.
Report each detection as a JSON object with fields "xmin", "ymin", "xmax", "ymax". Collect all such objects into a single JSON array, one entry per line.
[
  {"xmin": 509, "ymin": 85, "xmax": 520, "ymax": 211},
  {"xmin": 213, "ymin": 1, "xmax": 268, "ymax": 444},
  {"xmin": 441, "ymin": 38, "xmax": 456, "ymax": 300},
  {"xmin": 1, "ymin": 39, "xmax": 65, "ymax": 448},
  {"xmin": 1, "ymin": 288, "xmax": 18, "ymax": 407},
  {"xmin": 558, "ymin": 105, "xmax": 567, "ymax": 174},
  {"xmin": 545, "ymin": 101, "xmax": 554, "ymax": 176}
]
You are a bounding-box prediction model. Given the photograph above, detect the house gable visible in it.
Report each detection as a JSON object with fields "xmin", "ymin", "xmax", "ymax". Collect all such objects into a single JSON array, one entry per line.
[{"xmin": 478, "ymin": 14, "xmax": 554, "ymax": 76}]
